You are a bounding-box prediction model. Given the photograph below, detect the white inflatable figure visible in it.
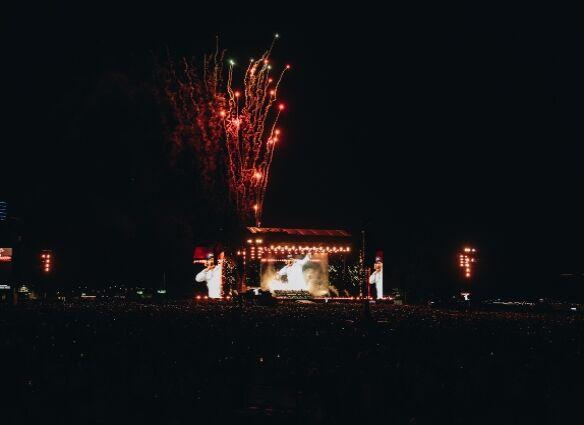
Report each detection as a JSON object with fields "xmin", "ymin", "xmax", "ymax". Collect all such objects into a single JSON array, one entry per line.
[
  {"xmin": 276, "ymin": 253, "xmax": 311, "ymax": 290},
  {"xmin": 195, "ymin": 253, "xmax": 222, "ymax": 298},
  {"xmin": 369, "ymin": 257, "xmax": 383, "ymax": 299}
]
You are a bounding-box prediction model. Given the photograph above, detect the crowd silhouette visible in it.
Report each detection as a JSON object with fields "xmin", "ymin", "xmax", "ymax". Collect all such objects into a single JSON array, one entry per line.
[{"xmin": 1, "ymin": 300, "xmax": 583, "ymax": 424}]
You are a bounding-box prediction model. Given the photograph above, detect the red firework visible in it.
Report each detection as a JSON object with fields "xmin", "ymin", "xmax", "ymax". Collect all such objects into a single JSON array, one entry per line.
[
  {"xmin": 162, "ymin": 35, "xmax": 289, "ymax": 225},
  {"xmin": 163, "ymin": 39, "xmax": 227, "ymax": 192},
  {"xmin": 222, "ymin": 37, "xmax": 289, "ymax": 225}
]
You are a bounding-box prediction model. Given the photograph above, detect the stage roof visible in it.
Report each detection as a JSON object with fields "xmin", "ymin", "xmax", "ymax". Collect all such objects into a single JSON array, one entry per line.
[{"xmin": 247, "ymin": 227, "xmax": 351, "ymax": 237}]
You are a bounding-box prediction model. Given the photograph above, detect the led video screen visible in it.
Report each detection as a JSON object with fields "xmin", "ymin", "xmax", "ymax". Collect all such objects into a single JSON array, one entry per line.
[
  {"xmin": 260, "ymin": 252, "xmax": 332, "ymax": 296},
  {"xmin": 0, "ymin": 248, "xmax": 13, "ymax": 263}
]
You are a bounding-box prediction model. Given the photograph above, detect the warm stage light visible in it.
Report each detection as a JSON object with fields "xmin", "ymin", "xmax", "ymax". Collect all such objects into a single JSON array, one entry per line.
[
  {"xmin": 278, "ymin": 104, "xmax": 285, "ymax": 110},
  {"xmin": 459, "ymin": 246, "xmax": 477, "ymax": 279}
]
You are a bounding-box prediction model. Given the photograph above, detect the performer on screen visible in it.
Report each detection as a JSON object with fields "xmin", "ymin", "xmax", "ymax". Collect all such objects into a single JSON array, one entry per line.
[
  {"xmin": 276, "ymin": 252, "xmax": 311, "ymax": 290},
  {"xmin": 195, "ymin": 253, "xmax": 223, "ymax": 298},
  {"xmin": 369, "ymin": 257, "xmax": 383, "ymax": 299}
]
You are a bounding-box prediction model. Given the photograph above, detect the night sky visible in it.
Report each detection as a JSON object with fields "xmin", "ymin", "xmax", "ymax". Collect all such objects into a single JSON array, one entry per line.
[{"xmin": 2, "ymin": 2, "xmax": 583, "ymax": 297}]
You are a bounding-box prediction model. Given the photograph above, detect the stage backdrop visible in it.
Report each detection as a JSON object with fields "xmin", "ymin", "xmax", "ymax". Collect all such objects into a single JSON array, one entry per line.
[{"xmin": 261, "ymin": 252, "xmax": 332, "ymax": 296}]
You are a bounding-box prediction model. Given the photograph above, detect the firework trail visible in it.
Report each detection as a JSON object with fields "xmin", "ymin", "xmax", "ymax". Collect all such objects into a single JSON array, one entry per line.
[
  {"xmin": 222, "ymin": 35, "xmax": 289, "ymax": 226},
  {"xmin": 162, "ymin": 38, "xmax": 227, "ymax": 193},
  {"xmin": 161, "ymin": 35, "xmax": 289, "ymax": 225}
]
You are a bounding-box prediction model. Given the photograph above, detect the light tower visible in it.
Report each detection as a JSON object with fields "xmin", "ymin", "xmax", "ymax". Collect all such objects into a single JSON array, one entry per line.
[
  {"xmin": 457, "ymin": 246, "xmax": 477, "ymax": 301},
  {"xmin": 0, "ymin": 200, "xmax": 7, "ymax": 221},
  {"xmin": 40, "ymin": 250, "xmax": 53, "ymax": 274},
  {"xmin": 458, "ymin": 246, "xmax": 477, "ymax": 279},
  {"xmin": 458, "ymin": 246, "xmax": 478, "ymax": 280}
]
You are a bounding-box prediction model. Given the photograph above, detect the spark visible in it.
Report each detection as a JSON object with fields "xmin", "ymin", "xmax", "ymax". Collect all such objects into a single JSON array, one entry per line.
[
  {"xmin": 160, "ymin": 37, "xmax": 227, "ymax": 197},
  {"xmin": 223, "ymin": 37, "xmax": 290, "ymax": 225},
  {"xmin": 161, "ymin": 35, "xmax": 290, "ymax": 225}
]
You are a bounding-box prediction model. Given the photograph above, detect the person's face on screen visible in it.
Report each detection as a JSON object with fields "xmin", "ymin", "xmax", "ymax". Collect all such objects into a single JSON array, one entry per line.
[
  {"xmin": 374, "ymin": 262, "xmax": 382, "ymax": 272},
  {"xmin": 303, "ymin": 267, "xmax": 322, "ymax": 286}
]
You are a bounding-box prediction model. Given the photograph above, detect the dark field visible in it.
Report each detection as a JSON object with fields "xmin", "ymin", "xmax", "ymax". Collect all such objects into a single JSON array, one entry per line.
[{"xmin": 1, "ymin": 301, "xmax": 583, "ymax": 424}]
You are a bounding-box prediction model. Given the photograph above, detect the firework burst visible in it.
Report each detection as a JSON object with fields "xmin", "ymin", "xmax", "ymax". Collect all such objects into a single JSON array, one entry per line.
[
  {"xmin": 161, "ymin": 35, "xmax": 289, "ymax": 226},
  {"xmin": 162, "ymin": 38, "xmax": 227, "ymax": 192},
  {"xmin": 222, "ymin": 36, "xmax": 289, "ymax": 225}
]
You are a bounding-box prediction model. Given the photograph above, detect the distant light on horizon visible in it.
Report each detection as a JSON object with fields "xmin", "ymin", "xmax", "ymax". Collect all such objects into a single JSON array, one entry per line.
[{"xmin": 0, "ymin": 200, "xmax": 7, "ymax": 221}]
